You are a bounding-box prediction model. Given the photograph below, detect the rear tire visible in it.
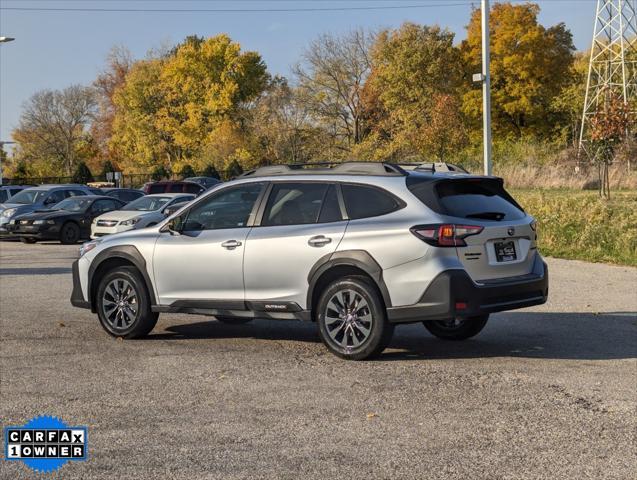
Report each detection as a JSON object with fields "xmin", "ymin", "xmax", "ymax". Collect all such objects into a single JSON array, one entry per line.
[
  {"xmin": 316, "ymin": 276, "xmax": 393, "ymax": 360},
  {"xmin": 60, "ymin": 222, "xmax": 80, "ymax": 244},
  {"xmin": 423, "ymin": 314, "xmax": 489, "ymax": 340},
  {"xmin": 216, "ymin": 316, "xmax": 252, "ymax": 324},
  {"xmin": 20, "ymin": 237, "xmax": 37, "ymax": 244},
  {"xmin": 96, "ymin": 266, "xmax": 158, "ymax": 339}
]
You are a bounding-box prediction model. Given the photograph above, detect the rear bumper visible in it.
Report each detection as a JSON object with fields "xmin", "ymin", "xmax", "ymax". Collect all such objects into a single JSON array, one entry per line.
[{"xmin": 387, "ymin": 256, "xmax": 548, "ymax": 324}]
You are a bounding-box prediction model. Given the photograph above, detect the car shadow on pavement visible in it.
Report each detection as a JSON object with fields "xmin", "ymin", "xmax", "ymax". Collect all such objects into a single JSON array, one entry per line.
[
  {"xmin": 0, "ymin": 267, "xmax": 72, "ymax": 275},
  {"xmin": 149, "ymin": 311, "xmax": 637, "ymax": 361}
]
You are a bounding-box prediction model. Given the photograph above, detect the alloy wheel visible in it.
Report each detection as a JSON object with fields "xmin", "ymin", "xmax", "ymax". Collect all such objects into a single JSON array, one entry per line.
[
  {"xmin": 323, "ymin": 289, "xmax": 373, "ymax": 349},
  {"xmin": 101, "ymin": 278, "xmax": 138, "ymax": 331}
]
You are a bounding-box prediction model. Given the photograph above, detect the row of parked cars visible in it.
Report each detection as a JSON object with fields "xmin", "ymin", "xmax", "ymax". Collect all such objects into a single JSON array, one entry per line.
[{"xmin": 0, "ymin": 177, "xmax": 220, "ymax": 244}]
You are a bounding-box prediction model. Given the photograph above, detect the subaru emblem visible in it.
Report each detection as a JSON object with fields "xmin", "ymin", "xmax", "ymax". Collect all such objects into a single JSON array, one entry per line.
[{"xmin": 507, "ymin": 227, "xmax": 515, "ymax": 236}]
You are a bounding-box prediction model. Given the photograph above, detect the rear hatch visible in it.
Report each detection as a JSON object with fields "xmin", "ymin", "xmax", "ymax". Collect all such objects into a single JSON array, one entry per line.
[{"xmin": 407, "ymin": 175, "xmax": 537, "ymax": 282}]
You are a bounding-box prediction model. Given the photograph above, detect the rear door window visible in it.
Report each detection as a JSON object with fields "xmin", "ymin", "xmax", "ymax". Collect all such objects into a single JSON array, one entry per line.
[
  {"xmin": 46, "ymin": 190, "xmax": 66, "ymax": 205},
  {"xmin": 262, "ymin": 183, "xmax": 335, "ymax": 226},
  {"xmin": 341, "ymin": 184, "xmax": 402, "ymax": 220},
  {"xmin": 66, "ymin": 189, "xmax": 87, "ymax": 198}
]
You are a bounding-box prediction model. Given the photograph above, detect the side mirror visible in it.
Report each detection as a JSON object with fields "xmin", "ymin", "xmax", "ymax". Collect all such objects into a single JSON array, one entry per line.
[
  {"xmin": 44, "ymin": 197, "xmax": 56, "ymax": 205},
  {"xmin": 164, "ymin": 216, "xmax": 184, "ymax": 236}
]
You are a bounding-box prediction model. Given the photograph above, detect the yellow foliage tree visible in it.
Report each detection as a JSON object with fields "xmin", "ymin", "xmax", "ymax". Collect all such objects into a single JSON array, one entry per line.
[
  {"xmin": 462, "ymin": 3, "xmax": 575, "ymax": 139},
  {"xmin": 111, "ymin": 35, "xmax": 268, "ymax": 173}
]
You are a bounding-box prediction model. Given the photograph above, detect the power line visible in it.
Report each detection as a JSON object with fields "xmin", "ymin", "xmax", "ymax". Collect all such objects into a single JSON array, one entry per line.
[{"xmin": 1, "ymin": 2, "xmax": 476, "ymax": 14}]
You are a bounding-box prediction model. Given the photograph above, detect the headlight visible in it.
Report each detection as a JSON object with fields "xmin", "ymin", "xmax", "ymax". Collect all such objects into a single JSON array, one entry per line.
[
  {"xmin": 33, "ymin": 219, "xmax": 55, "ymax": 225},
  {"xmin": 79, "ymin": 239, "xmax": 101, "ymax": 257},
  {"xmin": 120, "ymin": 217, "xmax": 141, "ymax": 226},
  {"xmin": 1, "ymin": 208, "xmax": 17, "ymax": 218}
]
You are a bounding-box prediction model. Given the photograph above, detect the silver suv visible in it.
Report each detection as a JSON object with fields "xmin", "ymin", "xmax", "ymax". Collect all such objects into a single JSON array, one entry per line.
[{"xmin": 71, "ymin": 163, "xmax": 548, "ymax": 360}]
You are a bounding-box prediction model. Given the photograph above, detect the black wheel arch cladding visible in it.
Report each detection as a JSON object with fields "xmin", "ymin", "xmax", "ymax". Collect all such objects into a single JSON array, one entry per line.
[
  {"xmin": 307, "ymin": 250, "xmax": 392, "ymax": 310},
  {"xmin": 88, "ymin": 245, "xmax": 157, "ymax": 310}
]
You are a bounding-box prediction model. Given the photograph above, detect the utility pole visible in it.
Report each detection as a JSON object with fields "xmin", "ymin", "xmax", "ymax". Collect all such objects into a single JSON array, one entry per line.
[
  {"xmin": 579, "ymin": 0, "xmax": 637, "ymax": 159},
  {"xmin": 0, "ymin": 36, "xmax": 16, "ymax": 185},
  {"xmin": 473, "ymin": 1, "xmax": 493, "ymax": 176}
]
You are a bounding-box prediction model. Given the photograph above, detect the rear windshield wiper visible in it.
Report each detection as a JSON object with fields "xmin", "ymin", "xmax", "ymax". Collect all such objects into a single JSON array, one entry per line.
[{"xmin": 465, "ymin": 211, "xmax": 506, "ymax": 221}]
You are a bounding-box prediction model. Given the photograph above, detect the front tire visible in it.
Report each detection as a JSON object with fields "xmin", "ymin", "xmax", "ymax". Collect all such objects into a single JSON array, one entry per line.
[
  {"xmin": 423, "ymin": 314, "xmax": 489, "ymax": 340},
  {"xmin": 96, "ymin": 266, "xmax": 158, "ymax": 338},
  {"xmin": 60, "ymin": 222, "xmax": 80, "ymax": 244},
  {"xmin": 316, "ymin": 276, "xmax": 394, "ymax": 360}
]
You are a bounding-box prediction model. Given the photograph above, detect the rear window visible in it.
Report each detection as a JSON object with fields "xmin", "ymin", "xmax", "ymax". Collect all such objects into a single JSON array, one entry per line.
[
  {"xmin": 341, "ymin": 184, "xmax": 402, "ymax": 220},
  {"xmin": 184, "ymin": 183, "xmax": 203, "ymax": 194},
  {"xmin": 147, "ymin": 184, "xmax": 166, "ymax": 194},
  {"xmin": 407, "ymin": 177, "xmax": 525, "ymax": 221}
]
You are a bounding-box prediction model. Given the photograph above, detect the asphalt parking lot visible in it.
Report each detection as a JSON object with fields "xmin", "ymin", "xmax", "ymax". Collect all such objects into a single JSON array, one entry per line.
[{"xmin": 1, "ymin": 241, "xmax": 636, "ymax": 479}]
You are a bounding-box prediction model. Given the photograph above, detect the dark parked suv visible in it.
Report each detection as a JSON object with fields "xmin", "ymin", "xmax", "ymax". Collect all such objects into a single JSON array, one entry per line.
[{"xmin": 142, "ymin": 181, "xmax": 204, "ymax": 195}]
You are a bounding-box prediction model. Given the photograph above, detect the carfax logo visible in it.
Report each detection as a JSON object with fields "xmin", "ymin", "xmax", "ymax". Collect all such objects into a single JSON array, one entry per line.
[{"xmin": 4, "ymin": 415, "xmax": 88, "ymax": 474}]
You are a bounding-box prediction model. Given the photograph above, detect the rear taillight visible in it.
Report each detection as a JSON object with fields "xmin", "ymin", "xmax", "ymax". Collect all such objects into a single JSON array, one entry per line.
[{"xmin": 411, "ymin": 224, "xmax": 484, "ymax": 247}]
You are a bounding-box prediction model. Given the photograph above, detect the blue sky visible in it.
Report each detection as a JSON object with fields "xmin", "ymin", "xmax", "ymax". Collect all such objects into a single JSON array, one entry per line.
[{"xmin": 1, "ymin": 1, "xmax": 596, "ymax": 142}]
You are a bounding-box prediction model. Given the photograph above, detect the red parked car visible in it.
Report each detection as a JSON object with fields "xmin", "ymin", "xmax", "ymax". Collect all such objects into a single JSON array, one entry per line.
[{"xmin": 141, "ymin": 181, "xmax": 205, "ymax": 195}]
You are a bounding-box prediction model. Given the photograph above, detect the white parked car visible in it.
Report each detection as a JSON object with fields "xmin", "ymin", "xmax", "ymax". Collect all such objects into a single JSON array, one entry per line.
[{"xmin": 90, "ymin": 193, "xmax": 194, "ymax": 239}]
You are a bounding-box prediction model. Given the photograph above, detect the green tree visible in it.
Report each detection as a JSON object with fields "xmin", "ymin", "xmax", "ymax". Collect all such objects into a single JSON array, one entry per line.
[
  {"xmin": 225, "ymin": 159, "xmax": 243, "ymax": 180},
  {"xmin": 201, "ymin": 164, "xmax": 220, "ymax": 179},
  {"xmin": 179, "ymin": 164, "xmax": 197, "ymax": 179},
  {"xmin": 100, "ymin": 159, "xmax": 117, "ymax": 177},
  {"xmin": 71, "ymin": 161, "xmax": 94, "ymax": 184},
  {"xmin": 461, "ymin": 3, "xmax": 575, "ymax": 138},
  {"xmin": 151, "ymin": 165, "xmax": 169, "ymax": 181},
  {"xmin": 13, "ymin": 160, "xmax": 29, "ymax": 183}
]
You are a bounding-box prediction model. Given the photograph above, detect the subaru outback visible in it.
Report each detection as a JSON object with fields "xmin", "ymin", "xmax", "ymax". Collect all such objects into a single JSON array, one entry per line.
[{"xmin": 70, "ymin": 162, "xmax": 548, "ymax": 360}]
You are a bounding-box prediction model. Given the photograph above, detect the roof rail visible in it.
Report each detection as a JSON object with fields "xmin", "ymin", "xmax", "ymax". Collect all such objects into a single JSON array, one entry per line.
[
  {"xmin": 393, "ymin": 162, "xmax": 469, "ymax": 174},
  {"xmin": 239, "ymin": 161, "xmax": 408, "ymax": 178}
]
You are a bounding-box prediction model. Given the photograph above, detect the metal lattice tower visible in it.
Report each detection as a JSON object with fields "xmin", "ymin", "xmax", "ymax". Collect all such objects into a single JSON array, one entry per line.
[{"xmin": 579, "ymin": 0, "xmax": 637, "ymax": 156}]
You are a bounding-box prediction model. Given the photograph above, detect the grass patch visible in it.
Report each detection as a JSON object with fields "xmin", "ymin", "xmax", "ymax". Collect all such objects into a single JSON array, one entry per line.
[{"xmin": 511, "ymin": 189, "xmax": 637, "ymax": 266}]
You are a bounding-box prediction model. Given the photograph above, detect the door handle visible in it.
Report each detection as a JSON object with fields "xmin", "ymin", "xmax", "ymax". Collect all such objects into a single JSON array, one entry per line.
[
  {"xmin": 308, "ymin": 235, "xmax": 332, "ymax": 247},
  {"xmin": 221, "ymin": 240, "xmax": 242, "ymax": 250}
]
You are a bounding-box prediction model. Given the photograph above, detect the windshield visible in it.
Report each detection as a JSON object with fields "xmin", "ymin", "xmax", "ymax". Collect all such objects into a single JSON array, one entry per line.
[
  {"xmin": 52, "ymin": 198, "xmax": 92, "ymax": 212},
  {"xmin": 122, "ymin": 196, "xmax": 172, "ymax": 211},
  {"xmin": 5, "ymin": 189, "xmax": 47, "ymax": 205}
]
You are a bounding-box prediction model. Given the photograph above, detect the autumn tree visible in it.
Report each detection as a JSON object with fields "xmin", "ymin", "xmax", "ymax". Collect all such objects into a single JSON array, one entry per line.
[
  {"xmin": 111, "ymin": 35, "xmax": 268, "ymax": 173},
  {"xmin": 248, "ymin": 76, "xmax": 319, "ymax": 164},
  {"xmin": 294, "ymin": 29, "xmax": 375, "ymax": 152},
  {"xmin": 92, "ymin": 46, "xmax": 133, "ymax": 165},
  {"xmin": 360, "ymin": 23, "xmax": 463, "ymax": 159},
  {"xmin": 589, "ymin": 91, "xmax": 632, "ymax": 198},
  {"xmin": 551, "ymin": 51, "xmax": 589, "ymax": 146},
  {"xmin": 420, "ymin": 94, "xmax": 468, "ymax": 161},
  {"xmin": 12, "ymin": 85, "xmax": 97, "ymax": 176},
  {"xmin": 462, "ymin": 3, "xmax": 575, "ymax": 138}
]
